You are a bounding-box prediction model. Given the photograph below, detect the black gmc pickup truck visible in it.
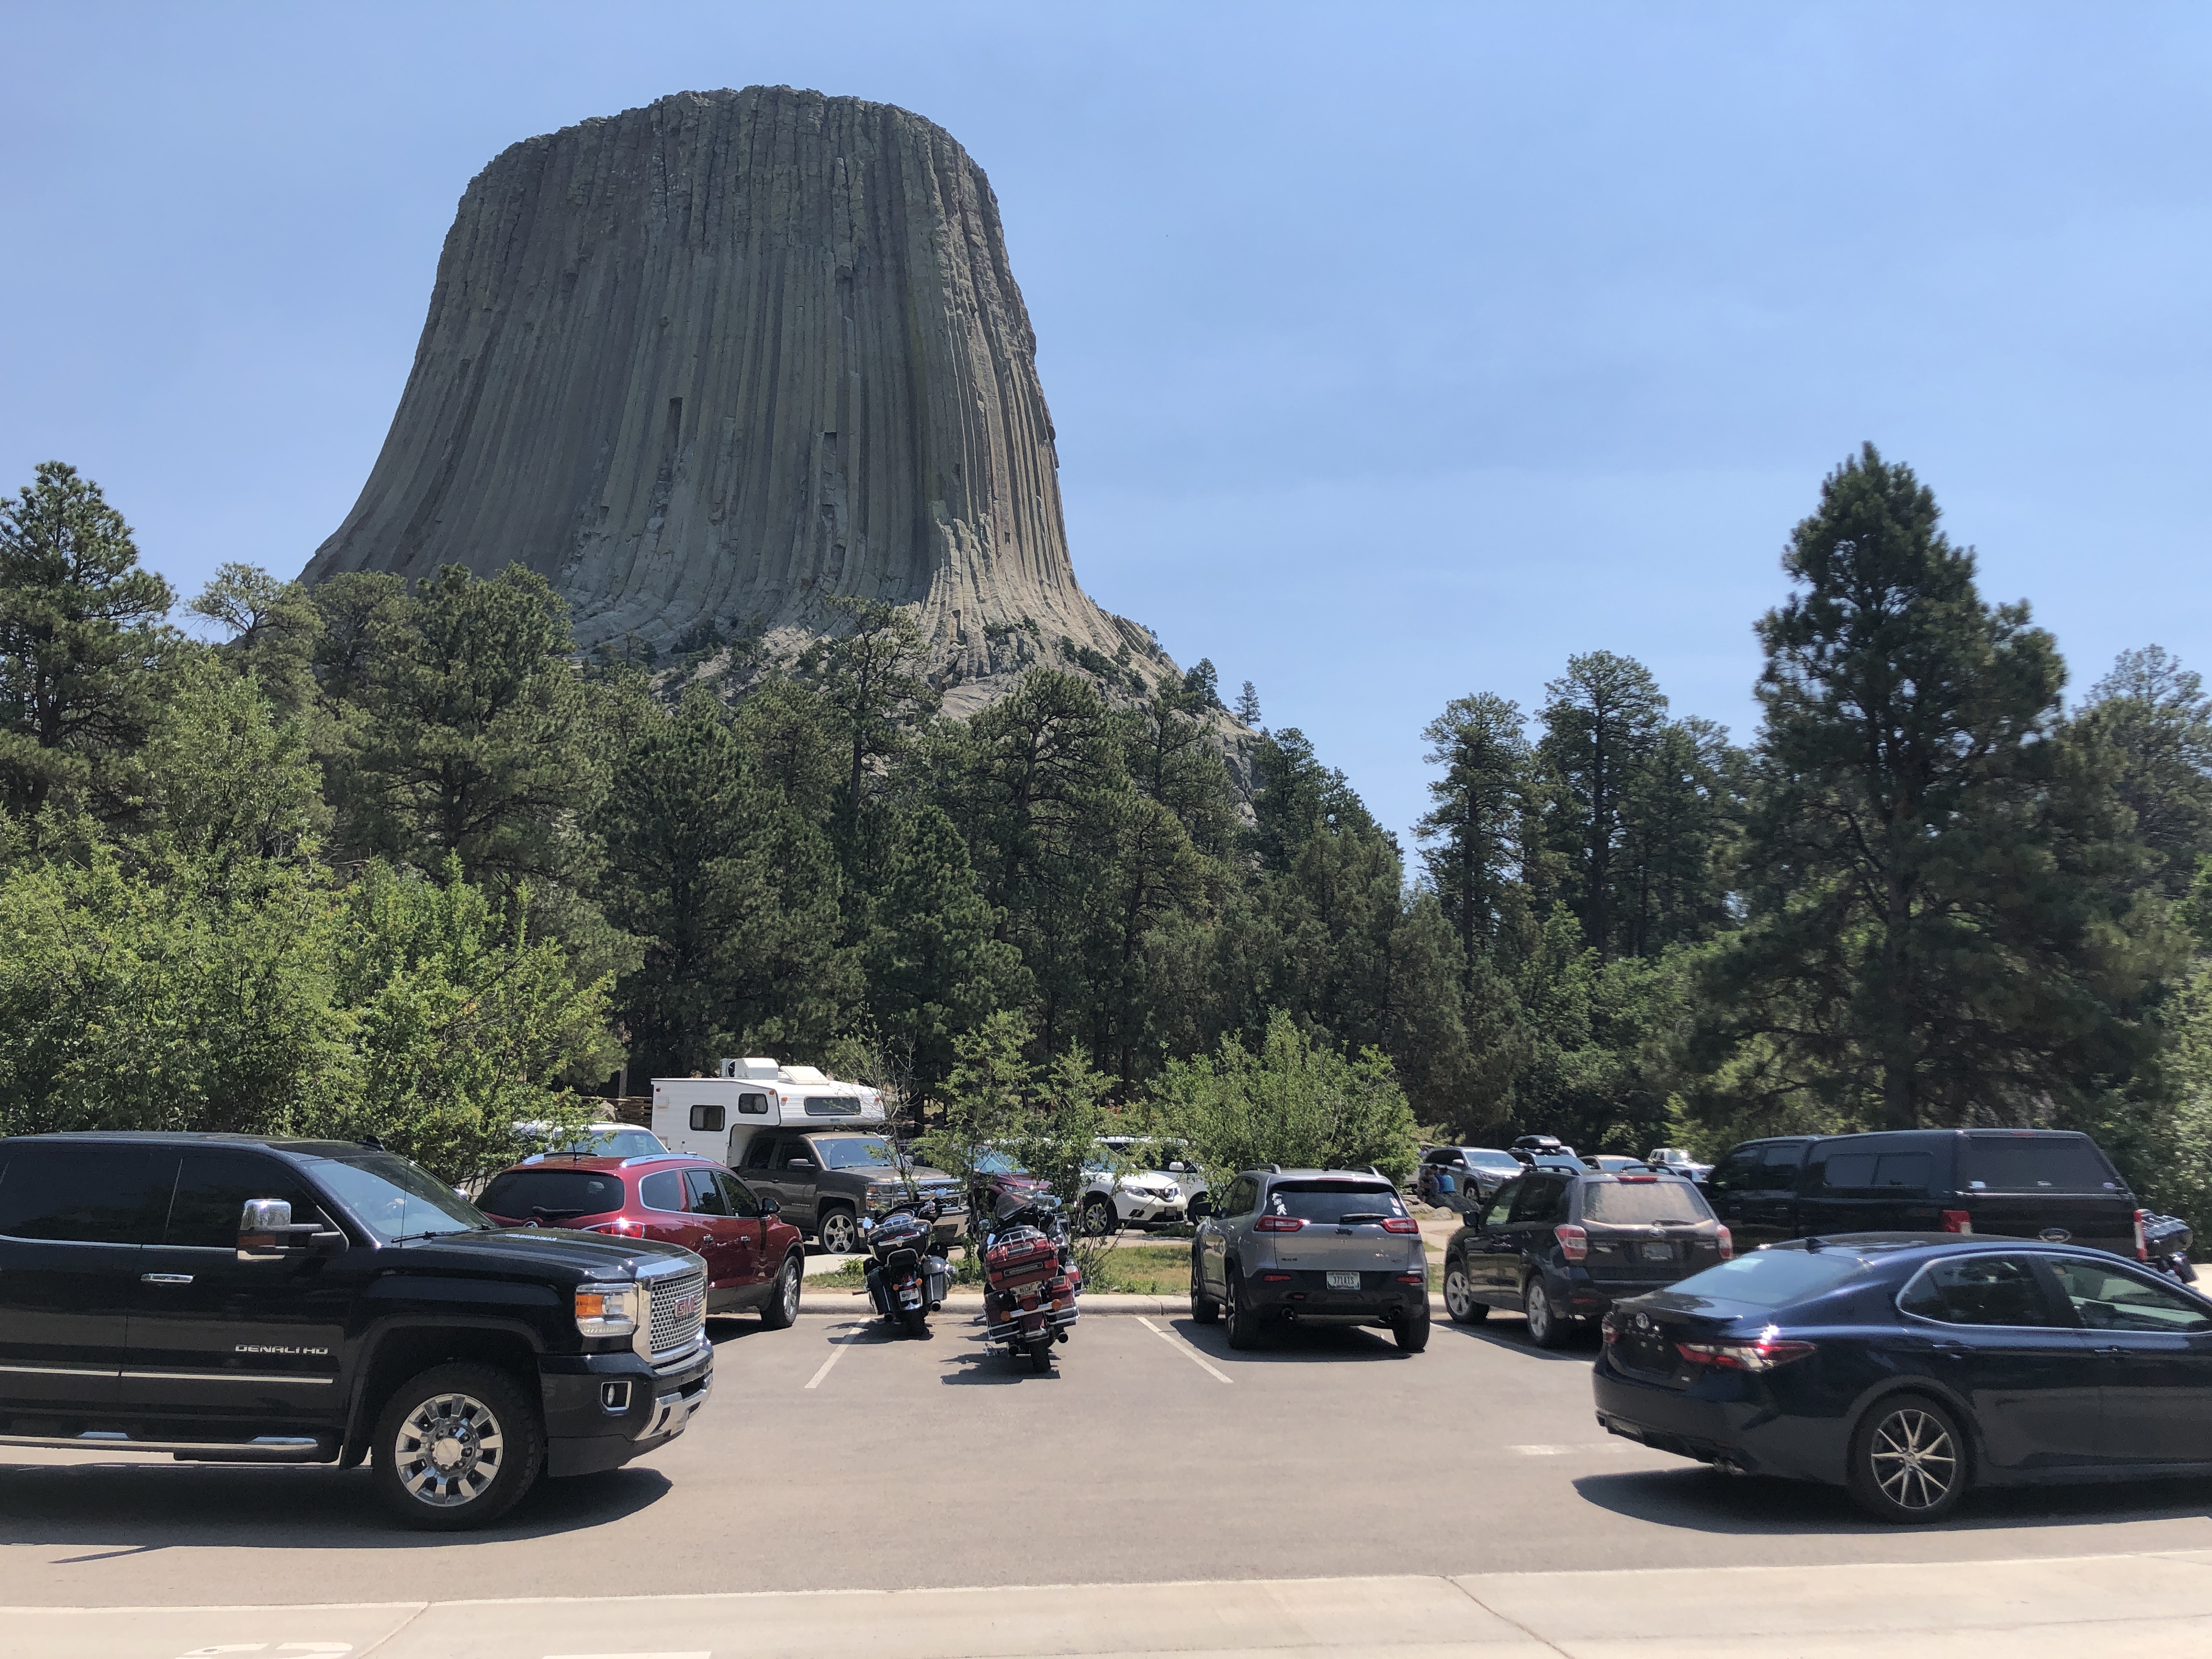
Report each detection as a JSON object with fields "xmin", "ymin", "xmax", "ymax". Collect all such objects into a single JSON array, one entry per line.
[{"xmin": 0, "ymin": 1131, "xmax": 714, "ymax": 1528}]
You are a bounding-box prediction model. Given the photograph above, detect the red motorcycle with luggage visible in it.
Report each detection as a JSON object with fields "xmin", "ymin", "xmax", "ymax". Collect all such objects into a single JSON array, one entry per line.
[{"xmin": 981, "ymin": 1188, "xmax": 1080, "ymax": 1373}]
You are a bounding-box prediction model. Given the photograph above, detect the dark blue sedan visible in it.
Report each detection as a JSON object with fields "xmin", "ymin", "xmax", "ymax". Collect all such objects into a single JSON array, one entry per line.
[{"xmin": 1592, "ymin": 1234, "xmax": 2212, "ymax": 1521}]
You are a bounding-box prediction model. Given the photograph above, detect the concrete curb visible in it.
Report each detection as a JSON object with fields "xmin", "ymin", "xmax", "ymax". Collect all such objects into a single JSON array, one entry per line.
[{"xmin": 798, "ymin": 1290, "xmax": 1456, "ymax": 1317}]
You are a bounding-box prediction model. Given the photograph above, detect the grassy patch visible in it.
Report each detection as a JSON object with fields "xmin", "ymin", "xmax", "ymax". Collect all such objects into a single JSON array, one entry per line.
[{"xmin": 1080, "ymin": 1243, "xmax": 1190, "ymax": 1295}]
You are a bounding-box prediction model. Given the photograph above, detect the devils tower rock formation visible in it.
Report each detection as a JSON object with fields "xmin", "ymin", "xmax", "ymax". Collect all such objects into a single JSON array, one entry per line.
[{"xmin": 305, "ymin": 86, "xmax": 1156, "ymax": 700}]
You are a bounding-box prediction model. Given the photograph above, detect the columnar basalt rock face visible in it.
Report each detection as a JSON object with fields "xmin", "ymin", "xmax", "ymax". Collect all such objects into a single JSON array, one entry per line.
[{"xmin": 305, "ymin": 86, "xmax": 1154, "ymax": 693}]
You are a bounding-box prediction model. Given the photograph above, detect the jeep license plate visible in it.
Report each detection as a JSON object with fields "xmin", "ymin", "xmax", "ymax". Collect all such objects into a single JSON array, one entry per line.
[
  {"xmin": 1641, "ymin": 1243, "xmax": 1673, "ymax": 1261},
  {"xmin": 1326, "ymin": 1271, "xmax": 1360, "ymax": 1289}
]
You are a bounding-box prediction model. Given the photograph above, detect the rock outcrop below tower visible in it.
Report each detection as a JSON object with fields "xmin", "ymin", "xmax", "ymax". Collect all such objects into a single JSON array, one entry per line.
[{"xmin": 305, "ymin": 86, "xmax": 1155, "ymax": 696}]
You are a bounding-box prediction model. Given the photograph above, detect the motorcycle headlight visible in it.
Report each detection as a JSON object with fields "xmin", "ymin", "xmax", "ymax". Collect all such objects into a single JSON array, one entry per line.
[{"xmin": 574, "ymin": 1282, "xmax": 640, "ymax": 1338}]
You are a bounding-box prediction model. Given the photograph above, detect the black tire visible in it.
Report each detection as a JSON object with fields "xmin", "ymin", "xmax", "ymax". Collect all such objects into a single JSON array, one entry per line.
[
  {"xmin": 1081, "ymin": 1195, "xmax": 1115, "ymax": 1238},
  {"xmin": 816, "ymin": 1206, "xmax": 860, "ymax": 1255},
  {"xmin": 1442, "ymin": 1255, "xmax": 1488, "ymax": 1324},
  {"xmin": 1224, "ymin": 1265, "xmax": 1261, "ymax": 1351},
  {"xmin": 1849, "ymin": 1393, "xmax": 1968, "ymax": 1523},
  {"xmin": 370, "ymin": 1362, "xmax": 543, "ymax": 1531},
  {"xmin": 760, "ymin": 1253, "xmax": 803, "ymax": 1329},
  {"xmin": 900, "ymin": 1305, "xmax": 930, "ymax": 1340},
  {"xmin": 1524, "ymin": 1274, "xmax": 1571, "ymax": 1349},
  {"xmin": 1396, "ymin": 1312, "xmax": 1431, "ymax": 1352},
  {"xmin": 1190, "ymin": 1253, "xmax": 1220, "ymax": 1324}
]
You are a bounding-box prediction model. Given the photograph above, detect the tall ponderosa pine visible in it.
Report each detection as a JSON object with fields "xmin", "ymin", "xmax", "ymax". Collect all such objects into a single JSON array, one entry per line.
[
  {"xmin": 1416, "ymin": 692, "xmax": 1530, "ymax": 975},
  {"xmin": 1537, "ymin": 651, "xmax": 1664, "ymax": 961},
  {"xmin": 0, "ymin": 462, "xmax": 176, "ymax": 814},
  {"xmin": 1701, "ymin": 444, "xmax": 2157, "ymax": 1130},
  {"xmin": 2072, "ymin": 646, "xmax": 2212, "ymax": 899}
]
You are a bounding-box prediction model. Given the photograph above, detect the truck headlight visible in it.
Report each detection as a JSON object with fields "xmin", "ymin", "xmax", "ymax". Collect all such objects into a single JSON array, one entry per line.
[{"xmin": 575, "ymin": 1282, "xmax": 640, "ymax": 1337}]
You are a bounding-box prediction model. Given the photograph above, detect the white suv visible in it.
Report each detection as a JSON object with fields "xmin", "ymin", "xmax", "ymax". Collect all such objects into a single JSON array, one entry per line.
[{"xmin": 1077, "ymin": 1160, "xmax": 1189, "ymax": 1235}]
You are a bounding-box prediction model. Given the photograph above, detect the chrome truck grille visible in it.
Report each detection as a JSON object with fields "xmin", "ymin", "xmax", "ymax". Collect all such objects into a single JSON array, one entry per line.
[{"xmin": 641, "ymin": 1266, "xmax": 707, "ymax": 1363}]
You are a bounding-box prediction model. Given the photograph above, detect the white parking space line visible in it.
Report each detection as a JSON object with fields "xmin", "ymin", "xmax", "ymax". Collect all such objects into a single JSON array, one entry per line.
[
  {"xmin": 1136, "ymin": 1315, "xmax": 1233, "ymax": 1383},
  {"xmin": 1509, "ymin": 1442, "xmax": 1632, "ymax": 1456},
  {"xmin": 802, "ymin": 1323, "xmax": 867, "ymax": 1390},
  {"xmin": 543, "ymin": 1652, "xmax": 708, "ymax": 1658}
]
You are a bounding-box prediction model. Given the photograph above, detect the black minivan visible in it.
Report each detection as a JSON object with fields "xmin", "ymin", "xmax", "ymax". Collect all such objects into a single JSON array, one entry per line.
[{"xmin": 1702, "ymin": 1129, "xmax": 2141, "ymax": 1257}]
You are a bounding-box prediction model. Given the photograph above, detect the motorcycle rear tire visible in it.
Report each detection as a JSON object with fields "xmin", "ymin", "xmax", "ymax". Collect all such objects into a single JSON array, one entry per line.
[{"xmin": 900, "ymin": 1306, "xmax": 929, "ymax": 1339}]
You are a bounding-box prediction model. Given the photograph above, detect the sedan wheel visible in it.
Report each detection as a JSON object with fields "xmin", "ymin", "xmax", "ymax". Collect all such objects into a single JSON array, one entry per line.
[
  {"xmin": 818, "ymin": 1207, "xmax": 859, "ymax": 1255},
  {"xmin": 1851, "ymin": 1395, "xmax": 1967, "ymax": 1522},
  {"xmin": 1082, "ymin": 1197, "xmax": 1115, "ymax": 1238},
  {"xmin": 1443, "ymin": 1260, "xmax": 1488, "ymax": 1324}
]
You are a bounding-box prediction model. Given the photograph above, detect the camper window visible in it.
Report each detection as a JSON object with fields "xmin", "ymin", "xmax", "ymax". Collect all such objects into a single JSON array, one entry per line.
[
  {"xmin": 738, "ymin": 1092, "xmax": 770, "ymax": 1115},
  {"xmin": 690, "ymin": 1103, "xmax": 725, "ymax": 1133}
]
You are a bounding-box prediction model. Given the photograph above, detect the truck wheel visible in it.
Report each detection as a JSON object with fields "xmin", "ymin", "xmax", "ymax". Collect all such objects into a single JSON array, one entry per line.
[
  {"xmin": 1524, "ymin": 1275, "xmax": 1571, "ymax": 1349},
  {"xmin": 1190, "ymin": 1254, "xmax": 1220, "ymax": 1324},
  {"xmin": 817, "ymin": 1206, "xmax": 860, "ymax": 1255},
  {"xmin": 371, "ymin": 1362, "xmax": 543, "ymax": 1531},
  {"xmin": 1081, "ymin": 1195, "xmax": 1115, "ymax": 1237},
  {"xmin": 760, "ymin": 1253, "xmax": 803, "ymax": 1329},
  {"xmin": 1224, "ymin": 1267, "xmax": 1261, "ymax": 1351},
  {"xmin": 1848, "ymin": 1393, "xmax": 1968, "ymax": 1523}
]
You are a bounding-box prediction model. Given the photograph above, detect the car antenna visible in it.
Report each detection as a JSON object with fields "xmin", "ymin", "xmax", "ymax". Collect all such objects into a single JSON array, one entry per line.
[
  {"xmin": 1803, "ymin": 1236, "xmax": 1826, "ymax": 1252},
  {"xmin": 358, "ymin": 1136, "xmax": 387, "ymax": 1152}
]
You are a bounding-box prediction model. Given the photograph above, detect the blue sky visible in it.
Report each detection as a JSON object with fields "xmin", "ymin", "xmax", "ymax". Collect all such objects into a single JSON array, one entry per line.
[{"xmin": 3, "ymin": 2, "xmax": 2205, "ymax": 846}]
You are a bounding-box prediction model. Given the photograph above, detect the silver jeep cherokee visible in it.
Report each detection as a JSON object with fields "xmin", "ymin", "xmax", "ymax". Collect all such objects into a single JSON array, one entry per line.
[{"xmin": 1190, "ymin": 1167, "xmax": 1430, "ymax": 1351}]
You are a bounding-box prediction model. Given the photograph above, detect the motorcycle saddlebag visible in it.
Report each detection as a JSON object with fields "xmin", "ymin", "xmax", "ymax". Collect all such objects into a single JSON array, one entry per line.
[{"xmin": 985, "ymin": 1233, "xmax": 1060, "ymax": 1293}]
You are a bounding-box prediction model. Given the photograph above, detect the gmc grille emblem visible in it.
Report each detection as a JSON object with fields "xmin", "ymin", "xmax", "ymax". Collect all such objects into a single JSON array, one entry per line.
[{"xmin": 669, "ymin": 1292, "xmax": 703, "ymax": 1319}]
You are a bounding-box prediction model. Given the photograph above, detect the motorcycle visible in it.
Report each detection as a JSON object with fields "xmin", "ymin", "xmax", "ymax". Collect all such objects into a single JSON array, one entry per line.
[
  {"xmin": 981, "ymin": 1186, "xmax": 1081, "ymax": 1373},
  {"xmin": 860, "ymin": 1197, "xmax": 952, "ymax": 1338},
  {"xmin": 2144, "ymin": 1211, "xmax": 2197, "ymax": 1283}
]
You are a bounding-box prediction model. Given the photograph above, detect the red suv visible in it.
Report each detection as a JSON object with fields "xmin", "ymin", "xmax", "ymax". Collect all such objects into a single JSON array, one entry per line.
[{"xmin": 479, "ymin": 1154, "xmax": 806, "ymax": 1328}]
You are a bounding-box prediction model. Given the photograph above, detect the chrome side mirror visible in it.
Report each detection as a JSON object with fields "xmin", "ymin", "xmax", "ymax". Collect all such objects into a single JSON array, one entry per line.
[{"xmin": 238, "ymin": 1198, "xmax": 295, "ymax": 1259}]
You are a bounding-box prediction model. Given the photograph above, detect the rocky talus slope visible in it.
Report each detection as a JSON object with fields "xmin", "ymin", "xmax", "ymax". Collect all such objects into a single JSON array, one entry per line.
[{"xmin": 305, "ymin": 86, "xmax": 1158, "ymax": 702}]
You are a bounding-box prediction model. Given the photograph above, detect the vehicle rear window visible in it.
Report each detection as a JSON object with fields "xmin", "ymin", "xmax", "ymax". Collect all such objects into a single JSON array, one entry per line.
[
  {"xmin": 1581, "ymin": 1180, "xmax": 1713, "ymax": 1224},
  {"xmin": 1960, "ymin": 1136, "xmax": 2118, "ymax": 1193},
  {"xmin": 0, "ymin": 1143, "xmax": 163, "ymax": 1244},
  {"xmin": 1263, "ymin": 1181, "xmax": 1407, "ymax": 1222},
  {"xmin": 481, "ymin": 1169, "xmax": 627, "ymax": 1220},
  {"xmin": 1668, "ymin": 1249, "xmax": 1867, "ymax": 1307}
]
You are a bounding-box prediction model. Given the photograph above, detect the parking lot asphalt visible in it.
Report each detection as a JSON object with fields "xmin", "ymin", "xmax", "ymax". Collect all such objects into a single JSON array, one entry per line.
[{"xmin": 4, "ymin": 1306, "xmax": 2212, "ymax": 1622}]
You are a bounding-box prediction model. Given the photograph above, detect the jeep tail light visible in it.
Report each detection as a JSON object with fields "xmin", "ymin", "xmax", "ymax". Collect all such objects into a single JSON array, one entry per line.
[
  {"xmin": 2135, "ymin": 1208, "xmax": 2149, "ymax": 1261},
  {"xmin": 1554, "ymin": 1223, "xmax": 1588, "ymax": 1262},
  {"xmin": 1254, "ymin": 1215, "xmax": 1305, "ymax": 1232},
  {"xmin": 1717, "ymin": 1224, "xmax": 1733, "ymax": 1261},
  {"xmin": 1381, "ymin": 1216, "xmax": 1420, "ymax": 1234},
  {"xmin": 574, "ymin": 1282, "xmax": 640, "ymax": 1338},
  {"xmin": 1940, "ymin": 1210, "xmax": 1973, "ymax": 1234},
  {"xmin": 1674, "ymin": 1334, "xmax": 1815, "ymax": 1372}
]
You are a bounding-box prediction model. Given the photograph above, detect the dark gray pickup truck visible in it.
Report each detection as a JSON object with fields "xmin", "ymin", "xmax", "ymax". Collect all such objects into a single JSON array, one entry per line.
[
  {"xmin": 731, "ymin": 1127, "xmax": 964, "ymax": 1254},
  {"xmin": 0, "ymin": 1131, "xmax": 713, "ymax": 1529}
]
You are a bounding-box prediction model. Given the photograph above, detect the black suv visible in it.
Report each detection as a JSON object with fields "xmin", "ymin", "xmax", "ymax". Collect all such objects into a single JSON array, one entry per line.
[
  {"xmin": 1441, "ymin": 1166, "xmax": 1726, "ymax": 1347},
  {"xmin": 1701, "ymin": 1129, "xmax": 2140, "ymax": 1256},
  {"xmin": 0, "ymin": 1132, "xmax": 714, "ymax": 1529}
]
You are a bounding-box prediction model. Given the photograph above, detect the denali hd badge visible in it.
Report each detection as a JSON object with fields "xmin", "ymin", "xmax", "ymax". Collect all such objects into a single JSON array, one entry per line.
[{"xmin": 234, "ymin": 1344, "xmax": 329, "ymax": 1356}]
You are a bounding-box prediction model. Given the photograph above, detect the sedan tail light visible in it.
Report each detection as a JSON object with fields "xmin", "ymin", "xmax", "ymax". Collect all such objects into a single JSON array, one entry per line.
[
  {"xmin": 584, "ymin": 1220, "xmax": 640, "ymax": 1236},
  {"xmin": 1675, "ymin": 1335, "xmax": 1816, "ymax": 1373},
  {"xmin": 1254, "ymin": 1216, "xmax": 1305, "ymax": 1233},
  {"xmin": 2135, "ymin": 1208, "xmax": 2149, "ymax": 1262},
  {"xmin": 1381, "ymin": 1217, "xmax": 1420, "ymax": 1234},
  {"xmin": 1554, "ymin": 1223, "xmax": 1589, "ymax": 1262},
  {"xmin": 1940, "ymin": 1210, "xmax": 1973, "ymax": 1234},
  {"xmin": 1716, "ymin": 1225, "xmax": 1734, "ymax": 1261}
]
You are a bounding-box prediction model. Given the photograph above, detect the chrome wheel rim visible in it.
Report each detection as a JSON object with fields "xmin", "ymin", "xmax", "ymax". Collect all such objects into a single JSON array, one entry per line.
[
  {"xmin": 1086, "ymin": 1200, "xmax": 1110, "ymax": 1236},
  {"xmin": 821, "ymin": 1212, "xmax": 855, "ymax": 1253},
  {"xmin": 393, "ymin": 1391, "xmax": 503, "ymax": 1508},
  {"xmin": 1444, "ymin": 1267, "xmax": 1474, "ymax": 1319},
  {"xmin": 1871, "ymin": 1408, "xmax": 1957, "ymax": 1511},
  {"xmin": 1526, "ymin": 1287, "xmax": 1550, "ymax": 1341},
  {"xmin": 780, "ymin": 1262, "xmax": 800, "ymax": 1319}
]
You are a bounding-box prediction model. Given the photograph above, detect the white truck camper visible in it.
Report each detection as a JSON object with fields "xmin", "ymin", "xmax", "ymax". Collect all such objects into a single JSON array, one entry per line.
[{"xmin": 652, "ymin": 1058, "xmax": 886, "ymax": 1167}]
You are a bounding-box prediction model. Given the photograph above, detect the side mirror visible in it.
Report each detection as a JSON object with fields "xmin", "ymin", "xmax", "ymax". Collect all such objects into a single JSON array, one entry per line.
[
  {"xmin": 921, "ymin": 1200, "xmax": 940, "ymax": 1221},
  {"xmin": 759, "ymin": 1192, "xmax": 782, "ymax": 1215},
  {"xmin": 858, "ymin": 1215, "xmax": 877, "ymax": 1234},
  {"xmin": 786, "ymin": 1158, "xmax": 815, "ymax": 1171}
]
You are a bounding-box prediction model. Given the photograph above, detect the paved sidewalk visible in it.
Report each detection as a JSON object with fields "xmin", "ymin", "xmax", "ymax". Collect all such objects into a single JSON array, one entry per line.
[{"xmin": 10, "ymin": 1553, "xmax": 2210, "ymax": 1657}]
